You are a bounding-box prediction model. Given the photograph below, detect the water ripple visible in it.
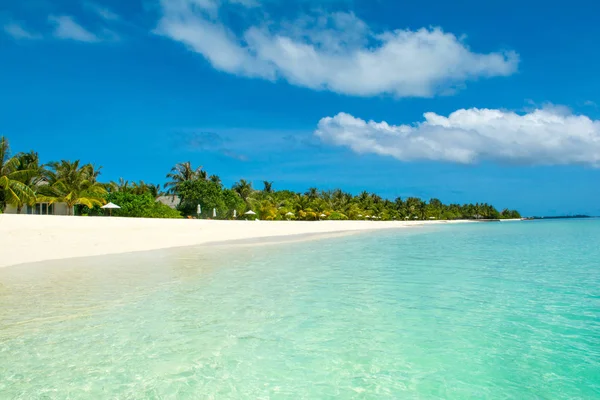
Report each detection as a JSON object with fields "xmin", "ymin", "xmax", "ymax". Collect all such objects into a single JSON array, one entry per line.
[{"xmin": 1, "ymin": 220, "xmax": 600, "ymax": 398}]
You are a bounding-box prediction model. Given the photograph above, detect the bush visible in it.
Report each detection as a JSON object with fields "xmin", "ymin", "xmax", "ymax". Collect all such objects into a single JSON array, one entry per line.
[
  {"xmin": 177, "ymin": 180, "xmax": 244, "ymax": 219},
  {"xmin": 327, "ymin": 211, "xmax": 348, "ymax": 220},
  {"xmin": 83, "ymin": 192, "xmax": 182, "ymax": 218}
]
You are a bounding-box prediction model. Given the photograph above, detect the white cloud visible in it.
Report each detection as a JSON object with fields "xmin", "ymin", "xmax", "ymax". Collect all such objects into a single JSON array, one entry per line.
[
  {"xmin": 155, "ymin": 0, "xmax": 518, "ymax": 97},
  {"xmin": 229, "ymin": 0, "xmax": 260, "ymax": 7},
  {"xmin": 48, "ymin": 15, "xmax": 99, "ymax": 42},
  {"xmin": 3, "ymin": 22, "xmax": 42, "ymax": 40},
  {"xmin": 315, "ymin": 108, "xmax": 600, "ymax": 166},
  {"xmin": 84, "ymin": 1, "xmax": 120, "ymax": 21}
]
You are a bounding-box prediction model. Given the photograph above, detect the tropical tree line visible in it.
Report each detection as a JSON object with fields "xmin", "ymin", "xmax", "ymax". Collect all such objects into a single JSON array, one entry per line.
[
  {"xmin": 1, "ymin": 137, "xmax": 106, "ymax": 215},
  {"xmin": 0, "ymin": 136, "xmax": 521, "ymax": 220}
]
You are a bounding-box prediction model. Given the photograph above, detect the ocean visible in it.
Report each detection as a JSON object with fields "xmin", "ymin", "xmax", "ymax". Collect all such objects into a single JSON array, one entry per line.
[{"xmin": 1, "ymin": 220, "xmax": 599, "ymax": 399}]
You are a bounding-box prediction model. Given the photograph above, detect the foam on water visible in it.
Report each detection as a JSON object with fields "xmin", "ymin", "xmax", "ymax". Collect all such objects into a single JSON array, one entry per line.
[{"xmin": 1, "ymin": 220, "xmax": 599, "ymax": 398}]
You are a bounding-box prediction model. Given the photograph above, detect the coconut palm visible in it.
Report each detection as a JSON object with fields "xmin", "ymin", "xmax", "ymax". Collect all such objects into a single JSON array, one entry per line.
[
  {"xmin": 232, "ymin": 179, "xmax": 254, "ymax": 205},
  {"xmin": 147, "ymin": 183, "xmax": 162, "ymax": 199},
  {"xmin": 209, "ymin": 175, "xmax": 222, "ymax": 186},
  {"xmin": 10, "ymin": 151, "xmax": 45, "ymax": 213},
  {"xmin": 42, "ymin": 160, "xmax": 107, "ymax": 215},
  {"xmin": 0, "ymin": 136, "xmax": 36, "ymax": 212},
  {"xmin": 108, "ymin": 177, "xmax": 130, "ymax": 193},
  {"xmin": 305, "ymin": 187, "xmax": 319, "ymax": 200},
  {"xmin": 263, "ymin": 181, "xmax": 274, "ymax": 193},
  {"xmin": 164, "ymin": 162, "xmax": 204, "ymax": 195}
]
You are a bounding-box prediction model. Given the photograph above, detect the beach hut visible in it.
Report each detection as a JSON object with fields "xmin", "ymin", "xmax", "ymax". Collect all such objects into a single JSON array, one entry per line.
[{"xmin": 101, "ymin": 202, "xmax": 121, "ymax": 216}]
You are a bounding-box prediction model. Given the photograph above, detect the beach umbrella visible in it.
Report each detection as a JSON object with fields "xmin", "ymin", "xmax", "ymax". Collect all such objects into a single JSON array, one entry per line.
[
  {"xmin": 213, "ymin": 208, "xmax": 217, "ymax": 218},
  {"xmin": 244, "ymin": 210, "xmax": 256, "ymax": 220},
  {"xmin": 101, "ymin": 202, "xmax": 120, "ymax": 216},
  {"xmin": 358, "ymin": 214, "xmax": 363, "ymax": 217},
  {"xmin": 285, "ymin": 212, "xmax": 294, "ymax": 220}
]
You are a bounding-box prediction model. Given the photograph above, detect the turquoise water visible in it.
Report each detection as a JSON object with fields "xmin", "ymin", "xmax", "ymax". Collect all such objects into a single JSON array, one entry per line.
[{"xmin": 1, "ymin": 220, "xmax": 600, "ymax": 399}]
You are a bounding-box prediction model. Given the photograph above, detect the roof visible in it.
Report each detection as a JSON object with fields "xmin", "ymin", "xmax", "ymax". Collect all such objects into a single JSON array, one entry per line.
[{"xmin": 157, "ymin": 195, "xmax": 180, "ymax": 209}]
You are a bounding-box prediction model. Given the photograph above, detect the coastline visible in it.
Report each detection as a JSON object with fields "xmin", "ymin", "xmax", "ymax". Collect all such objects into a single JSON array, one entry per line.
[{"xmin": 0, "ymin": 214, "xmax": 470, "ymax": 268}]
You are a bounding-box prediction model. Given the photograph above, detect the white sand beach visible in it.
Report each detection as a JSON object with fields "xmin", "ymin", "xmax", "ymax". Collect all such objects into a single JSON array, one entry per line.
[{"xmin": 0, "ymin": 214, "xmax": 471, "ymax": 268}]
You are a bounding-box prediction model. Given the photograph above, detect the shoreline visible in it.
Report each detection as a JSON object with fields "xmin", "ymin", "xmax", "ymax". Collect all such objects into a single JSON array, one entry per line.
[{"xmin": 0, "ymin": 214, "xmax": 470, "ymax": 268}]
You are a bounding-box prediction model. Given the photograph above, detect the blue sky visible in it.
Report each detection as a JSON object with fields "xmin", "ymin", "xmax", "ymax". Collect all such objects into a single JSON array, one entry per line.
[{"xmin": 2, "ymin": 0, "xmax": 599, "ymax": 216}]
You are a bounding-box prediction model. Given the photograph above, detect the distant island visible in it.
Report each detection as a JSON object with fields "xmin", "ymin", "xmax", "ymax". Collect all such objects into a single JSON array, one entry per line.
[{"xmin": 525, "ymin": 215, "xmax": 592, "ymax": 220}]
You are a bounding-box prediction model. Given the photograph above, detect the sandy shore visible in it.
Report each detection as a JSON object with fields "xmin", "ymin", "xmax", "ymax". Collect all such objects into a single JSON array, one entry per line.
[{"xmin": 0, "ymin": 214, "xmax": 467, "ymax": 268}]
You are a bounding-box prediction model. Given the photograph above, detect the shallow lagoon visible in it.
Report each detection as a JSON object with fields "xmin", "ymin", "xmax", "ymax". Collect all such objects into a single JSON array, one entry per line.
[{"xmin": 1, "ymin": 221, "xmax": 599, "ymax": 398}]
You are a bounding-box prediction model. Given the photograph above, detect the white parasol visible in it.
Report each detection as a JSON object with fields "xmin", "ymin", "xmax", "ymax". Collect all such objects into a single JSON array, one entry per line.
[{"xmin": 101, "ymin": 202, "xmax": 120, "ymax": 216}]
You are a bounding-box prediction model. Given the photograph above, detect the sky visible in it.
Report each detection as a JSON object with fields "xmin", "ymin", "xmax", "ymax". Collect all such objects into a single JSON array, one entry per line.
[{"xmin": 1, "ymin": 0, "xmax": 599, "ymax": 216}]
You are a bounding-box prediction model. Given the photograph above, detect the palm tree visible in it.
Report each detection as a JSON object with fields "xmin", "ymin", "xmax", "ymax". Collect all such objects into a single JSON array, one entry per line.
[
  {"xmin": 108, "ymin": 177, "xmax": 130, "ymax": 193},
  {"xmin": 305, "ymin": 187, "xmax": 319, "ymax": 200},
  {"xmin": 209, "ymin": 175, "xmax": 222, "ymax": 186},
  {"xmin": 0, "ymin": 136, "xmax": 36, "ymax": 212},
  {"xmin": 148, "ymin": 183, "xmax": 162, "ymax": 199},
  {"xmin": 10, "ymin": 151, "xmax": 45, "ymax": 213},
  {"xmin": 263, "ymin": 181, "xmax": 273, "ymax": 193},
  {"xmin": 232, "ymin": 179, "xmax": 254, "ymax": 205},
  {"xmin": 42, "ymin": 160, "xmax": 107, "ymax": 215},
  {"xmin": 164, "ymin": 162, "xmax": 203, "ymax": 195}
]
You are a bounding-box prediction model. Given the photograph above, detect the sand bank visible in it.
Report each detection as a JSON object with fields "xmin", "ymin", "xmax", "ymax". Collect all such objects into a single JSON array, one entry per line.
[{"xmin": 0, "ymin": 214, "xmax": 466, "ymax": 268}]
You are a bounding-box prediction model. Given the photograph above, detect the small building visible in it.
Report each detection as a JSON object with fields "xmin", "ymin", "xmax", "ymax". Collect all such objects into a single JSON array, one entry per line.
[
  {"xmin": 4, "ymin": 202, "xmax": 70, "ymax": 215},
  {"xmin": 157, "ymin": 195, "xmax": 180, "ymax": 209}
]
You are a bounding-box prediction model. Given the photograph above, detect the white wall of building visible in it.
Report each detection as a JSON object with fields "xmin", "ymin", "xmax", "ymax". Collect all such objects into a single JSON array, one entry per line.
[
  {"xmin": 54, "ymin": 203, "xmax": 69, "ymax": 215},
  {"xmin": 3, "ymin": 202, "xmax": 70, "ymax": 215},
  {"xmin": 4, "ymin": 205, "xmax": 19, "ymax": 214}
]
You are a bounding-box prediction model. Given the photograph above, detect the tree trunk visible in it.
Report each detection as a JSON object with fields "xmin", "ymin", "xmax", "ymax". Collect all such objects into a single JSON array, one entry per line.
[{"xmin": 16, "ymin": 206, "xmax": 22, "ymax": 214}]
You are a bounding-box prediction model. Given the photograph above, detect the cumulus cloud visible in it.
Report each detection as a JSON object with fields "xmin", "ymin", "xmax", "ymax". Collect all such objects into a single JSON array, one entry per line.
[
  {"xmin": 155, "ymin": 0, "xmax": 518, "ymax": 97},
  {"xmin": 49, "ymin": 15, "xmax": 100, "ymax": 42},
  {"xmin": 315, "ymin": 108, "xmax": 600, "ymax": 166},
  {"xmin": 3, "ymin": 22, "xmax": 42, "ymax": 39}
]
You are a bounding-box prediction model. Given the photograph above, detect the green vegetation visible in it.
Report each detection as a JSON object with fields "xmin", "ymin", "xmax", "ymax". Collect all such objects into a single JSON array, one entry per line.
[
  {"xmin": 167, "ymin": 161, "xmax": 521, "ymax": 221},
  {"xmin": 0, "ymin": 136, "xmax": 521, "ymax": 220},
  {"xmin": 41, "ymin": 160, "xmax": 107, "ymax": 215},
  {"xmin": 0, "ymin": 137, "xmax": 36, "ymax": 212},
  {"xmin": 83, "ymin": 192, "xmax": 182, "ymax": 219}
]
